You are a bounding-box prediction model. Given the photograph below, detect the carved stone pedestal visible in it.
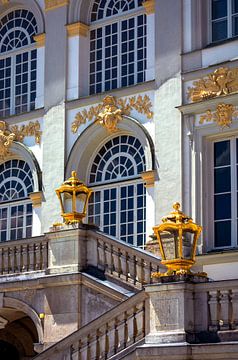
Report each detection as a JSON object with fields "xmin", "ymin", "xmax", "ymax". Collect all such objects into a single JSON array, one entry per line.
[{"xmin": 144, "ymin": 278, "xmax": 208, "ymax": 345}]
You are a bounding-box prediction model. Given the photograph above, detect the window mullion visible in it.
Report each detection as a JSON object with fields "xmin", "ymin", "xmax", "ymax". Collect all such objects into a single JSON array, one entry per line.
[
  {"xmin": 11, "ymin": 55, "xmax": 16, "ymax": 115},
  {"xmin": 116, "ymin": 186, "xmax": 120, "ymax": 239},
  {"xmin": 102, "ymin": 26, "xmax": 105, "ymax": 93},
  {"xmin": 228, "ymin": 0, "xmax": 232, "ymax": 38},
  {"xmin": 118, "ymin": 20, "xmax": 121, "ymax": 88},
  {"xmin": 27, "ymin": 50, "xmax": 31, "ymax": 112}
]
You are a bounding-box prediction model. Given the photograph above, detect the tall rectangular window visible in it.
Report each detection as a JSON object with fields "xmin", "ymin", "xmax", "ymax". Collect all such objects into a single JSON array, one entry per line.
[
  {"xmin": 89, "ymin": 14, "xmax": 147, "ymax": 95},
  {"xmin": 212, "ymin": 0, "xmax": 238, "ymax": 42},
  {"xmin": 213, "ymin": 139, "xmax": 238, "ymax": 247}
]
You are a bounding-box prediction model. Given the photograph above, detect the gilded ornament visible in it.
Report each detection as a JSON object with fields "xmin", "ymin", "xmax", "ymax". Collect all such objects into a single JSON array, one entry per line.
[
  {"xmin": 10, "ymin": 121, "xmax": 42, "ymax": 144},
  {"xmin": 187, "ymin": 67, "xmax": 238, "ymax": 102},
  {"xmin": 200, "ymin": 103, "xmax": 238, "ymax": 129},
  {"xmin": 95, "ymin": 96, "xmax": 123, "ymax": 133},
  {"xmin": 0, "ymin": 121, "xmax": 15, "ymax": 160},
  {"xmin": 72, "ymin": 94, "xmax": 153, "ymax": 133},
  {"xmin": 0, "ymin": 120, "xmax": 42, "ymax": 160}
]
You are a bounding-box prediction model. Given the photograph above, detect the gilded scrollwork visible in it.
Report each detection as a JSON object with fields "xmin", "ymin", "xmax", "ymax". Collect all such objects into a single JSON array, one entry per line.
[
  {"xmin": 0, "ymin": 120, "xmax": 42, "ymax": 161},
  {"xmin": 199, "ymin": 103, "xmax": 238, "ymax": 129},
  {"xmin": 71, "ymin": 94, "xmax": 153, "ymax": 133},
  {"xmin": 0, "ymin": 121, "xmax": 15, "ymax": 160},
  {"xmin": 187, "ymin": 67, "xmax": 238, "ymax": 102},
  {"xmin": 10, "ymin": 121, "xmax": 42, "ymax": 144}
]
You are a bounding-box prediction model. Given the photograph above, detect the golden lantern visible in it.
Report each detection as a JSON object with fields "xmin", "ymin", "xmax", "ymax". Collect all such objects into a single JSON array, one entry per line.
[
  {"xmin": 153, "ymin": 202, "xmax": 203, "ymax": 276},
  {"xmin": 55, "ymin": 171, "xmax": 92, "ymax": 224}
]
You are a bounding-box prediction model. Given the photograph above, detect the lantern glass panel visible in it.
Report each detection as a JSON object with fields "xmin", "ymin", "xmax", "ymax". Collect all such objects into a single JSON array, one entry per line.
[{"xmin": 75, "ymin": 193, "xmax": 87, "ymax": 214}]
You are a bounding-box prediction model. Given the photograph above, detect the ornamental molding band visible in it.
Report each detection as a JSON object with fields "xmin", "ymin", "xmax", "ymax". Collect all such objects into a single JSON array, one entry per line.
[
  {"xmin": 187, "ymin": 67, "xmax": 238, "ymax": 102},
  {"xmin": 66, "ymin": 22, "xmax": 89, "ymax": 37},
  {"xmin": 0, "ymin": 0, "xmax": 9, "ymax": 4},
  {"xmin": 142, "ymin": 0, "xmax": 156, "ymax": 14},
  {"xmin": 0, "ymin": 120, "xmax": 42, "ymax": 160},
  {"xmin": 33, "ymin": 33, "xmax": 46, "ymax": 47},
  {"xmin": 200, "ymin": 103, "xmax": 238, "ymax": 129},
  {"xmin": 45, "ymin": 0, "xmax": 69, "ymax": 11},
  {"xmin": 72, "ymin": 94, "xmax": 153, "ymax": 133}
]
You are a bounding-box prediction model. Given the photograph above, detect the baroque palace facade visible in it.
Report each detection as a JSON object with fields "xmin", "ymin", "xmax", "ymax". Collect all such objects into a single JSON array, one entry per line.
[{"xmin": 0, "ymin": 0, "xmax": 238, "ymax": 359}]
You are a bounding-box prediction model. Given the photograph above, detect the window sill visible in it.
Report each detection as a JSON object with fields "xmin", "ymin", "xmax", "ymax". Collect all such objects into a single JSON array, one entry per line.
[{"xmin": 205, "ymin": 35, "xmax": 238, "ymax": 49}]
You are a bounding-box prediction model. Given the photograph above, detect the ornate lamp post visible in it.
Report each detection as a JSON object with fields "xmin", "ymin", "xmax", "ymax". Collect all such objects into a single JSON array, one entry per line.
[
  {"xmin": 55, "ymin": 171, "xmax": 92, "ymax": 224},
  {"xmin": 153, "ymin": 202, "xmax": 204, "ymax": 277}
]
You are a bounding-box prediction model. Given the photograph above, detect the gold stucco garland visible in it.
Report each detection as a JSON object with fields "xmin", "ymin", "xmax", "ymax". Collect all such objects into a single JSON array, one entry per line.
[
  {"xmin": 200, "ymin": 103, "xmax": 238, "ymax": 129},
  {"xmin": 71, "ymin": 95, "xmax": 153, "ymax": 134},
  {"xmin": 0, "ymin": 120, "xmax": 42, "ymax": 160},
  {"xmin": 187, "ymin": 67, "xmax": 238, "ymax": 102}
]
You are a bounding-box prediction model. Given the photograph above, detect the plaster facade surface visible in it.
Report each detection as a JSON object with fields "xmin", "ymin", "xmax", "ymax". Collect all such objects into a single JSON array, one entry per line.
[{"xmin": 1, "ymin": 0, "xmax": 238, "ymax": 359}]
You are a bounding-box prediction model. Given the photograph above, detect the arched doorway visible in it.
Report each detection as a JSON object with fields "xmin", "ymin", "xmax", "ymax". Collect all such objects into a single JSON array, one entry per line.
[{"xmin": 0, "ymin": 340, "xmax": 19, "ymax": 360}]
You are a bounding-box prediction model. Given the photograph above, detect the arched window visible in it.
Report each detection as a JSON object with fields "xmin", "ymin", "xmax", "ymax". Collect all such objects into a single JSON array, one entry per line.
[
  {"xmin": 0, "ymin": 159, "xmax": 34, "ymax": 241},
  {"xmin": 0, "ymin": 9, "xmax": 38, "ymax": 117},
  {"xmin": 88, "ymin": 135, "xmax": 146, "ymax": 247},
  {"xmin": 89, "ymin": 0, "xmax": 146, "ymax": 94}
]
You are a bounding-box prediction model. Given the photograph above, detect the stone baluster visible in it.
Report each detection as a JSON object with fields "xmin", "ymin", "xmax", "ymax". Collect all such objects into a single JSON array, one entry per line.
[
  {"xmin": 34, "ymin": 244, "xmax": 40, "ymax": 270},
  {"xmin": 230, "ymin": 289, "xmax": 238, "ymax": 330},
  {"xmin": 123, "ymin": 311, "xmax": 129, "ymax": 347},
  {"xmin": 15, "ymin": 245, "xmax": 22, "ymax": 273},
  {"xmin": 8, "ymin": 247, "xmax": 15, "ymax": 273},
  {"xmin": 208, "ymin": 290, "xmax": 219, "ymax": 331},
  {"xmin": 114, "ymin": 318, "xmax": 119, "ymax": 354},
  {"xmin": 104, "ymin": 324, "xmax": 109, "ymax": 359},
  {"xmin": 96, "ymin": 329, "xmax": 101, "ymax": 359},
  {"xmin": 112, "ymin": 248, "xmax": 122, "ymax": 277},
  {"xmin": 86, "ymin": 335, "xmax": 91, "ymax": 360},
  {"xmin": 120, "ymin": 249, "xmax": 127, "ymax": 280},
  {"xmin": 219, "ymin": 290, "xmax": 230, "ymax": 330},
  {"xmin": 0, "ymin": 248, "xmax": 3, "ymax": 274},
  {"xmin": 105, "ymin": 244, "xmax": 113, "ymax": 274},
  {"xmin": 133, "ymin": 306, "xmax": 138, "ymax": 342},
  {"xmin": 137, "ymin": 258, "xmax": 145, "ymax": 286},
  {"xmin": 128, "ymin": 255, "xmax": 137, "ymax": 285},
  {"xmin": 28, "ymin": 243, "xmax": 36, "ymax": 271},
  {"xmin": 3, "ymin": 247, "xmax": 9, "ymax": 274},
  {"xmin": 41, "ymin": 242, "xmax": 48, "ymax": 269},
  {"xmin": 21, "ymin": 244, "xmax": 29, "ymax": 272},
  {"xmin": 97, "ymin": 239, "xmax": 105, "ymax": 270}
]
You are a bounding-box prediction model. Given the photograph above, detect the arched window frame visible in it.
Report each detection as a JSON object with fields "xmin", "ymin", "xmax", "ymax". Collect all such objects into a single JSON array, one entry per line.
[
  {"xmin": 89, "ymin": 0, "xmax": 147, "ymax": 95},
  {"xmin": 0, "ymin": 7, "xmax": 38, "ymax": 117},
  {"xmin": 87, "ymin": 134, "xmax": 147, "ymax": 247},
  {"xmin": 0, "ymin": 159, "xmax": 34, "ymax": 241}
]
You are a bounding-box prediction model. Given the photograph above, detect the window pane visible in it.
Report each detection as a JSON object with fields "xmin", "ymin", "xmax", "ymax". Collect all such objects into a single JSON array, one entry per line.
[
  {"xmin": 215, "ymin": 221, "xmax": 231, "ymax": 247},
  {"xmin": 214, "ymin": 141, "xmax": 230, "ymax": 167},
  {"xmin": 214, "ymin": 167, "xmax": 231, "ymax": 193},
  {"xmin": 233, "ymin": 15, "xmax": 238, "ymax": 36},
  {"xmin": 214, "ymin": 194, "xmax": 231, "ymax": 220},
  {"xmin": 212, "ymin": 20, "xmax": 228, "ymax": 41},
  {"xmin": 212, "ymin": 0, "xmax": 227, "ymax": 19},
  {"xmin": 232, "ymin": 0, "xmax": 238, "ymax": 13}
]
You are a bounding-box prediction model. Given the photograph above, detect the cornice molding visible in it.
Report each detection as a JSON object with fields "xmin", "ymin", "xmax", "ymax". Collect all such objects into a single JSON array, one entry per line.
[
  {"xmin": 33, "ymin": 33, "xmax": 46, "ymax": 48},
  {"xmin": 45, "ymin": 0, "xmax": 69, "ymax": 12},
  {"xmin": 142, "ymin": 0, "xmax": 155, "ymax": 14},
  {"xmin": 141, "ymin": 170, "xmax": 156, "ymax": 187},
  {"xmin": 66, "ymin": 22, "xmax": 89, "ymax": 37},
  {"xmin": 29, "ymin": 191, "xmax": 43, "ymax": 208}
]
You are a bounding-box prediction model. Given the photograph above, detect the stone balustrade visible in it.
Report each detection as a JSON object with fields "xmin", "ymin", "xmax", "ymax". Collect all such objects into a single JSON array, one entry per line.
[
  {"xmin": 87, "ymin": 230, "xmax": 162, "ymax": 288},
  {"xmin": 0, "ymin": 236, "xmax": 48, "ymax": 275},
  {"xmin": 33, "ymin": 291, "xmax": 147, "ymax": 360}
]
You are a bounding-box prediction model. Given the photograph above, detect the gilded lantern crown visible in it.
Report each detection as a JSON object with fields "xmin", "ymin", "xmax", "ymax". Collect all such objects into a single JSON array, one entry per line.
[
  {"xmin": 55, "ymin": 171, "xmax": 92, "ymax": 224},
  {"xmin": 153, "ymin": 202, "xmax": 203, "ymax": 276}
]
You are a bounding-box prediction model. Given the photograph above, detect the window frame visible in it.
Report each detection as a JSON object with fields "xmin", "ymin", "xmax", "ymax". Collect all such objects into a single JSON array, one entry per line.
[
  {"xmin": 0, "ymin": 9, "xmax": 37, "ymax": 117},
  {"xmin": 89, "ymin": 5, "xmax": 147, "ymax": 95},
  {"xmin": 206, "ymin": 134, "xmax": 238, "ymax": 250},
  {"xmin": 210, "ymin": 0, "xmax": 238, "ymax": 43}
]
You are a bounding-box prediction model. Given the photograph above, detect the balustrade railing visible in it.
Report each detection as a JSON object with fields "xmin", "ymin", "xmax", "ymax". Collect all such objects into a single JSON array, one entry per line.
[
  {"xmin": 0, "ymin": 236, "xmax": 48, "ymax": 275},
  {"xmin": 88, "ymin": 231, "xmax": 162, "ymax": 289},
  {"xmin": 33, "ymin": 291, "xmax": 148, "ymax": 360},
  {"xmin": 207, "ymin": 282, "xmax": 238, "ymax": 332}
]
